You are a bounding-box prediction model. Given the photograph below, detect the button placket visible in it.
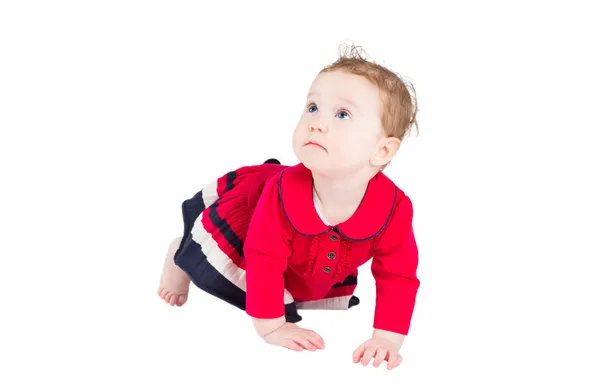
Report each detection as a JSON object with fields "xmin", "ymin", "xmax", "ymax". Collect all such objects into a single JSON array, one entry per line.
[{"xmin": 322, "ymin": 230, "xmax": 340, "ymax": 274}]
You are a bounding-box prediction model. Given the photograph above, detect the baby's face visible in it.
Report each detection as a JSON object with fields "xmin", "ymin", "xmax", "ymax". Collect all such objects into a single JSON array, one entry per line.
[{"xmin": 292, "ymin": 70, "xmax": 385, "ymax": 175}]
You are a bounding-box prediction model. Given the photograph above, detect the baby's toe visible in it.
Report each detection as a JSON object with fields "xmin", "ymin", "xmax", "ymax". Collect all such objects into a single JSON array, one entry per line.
[
  {"xmin": 158, "ymin": 287, "xmax": 167, "ymax": 299},
  {"xmin": 176, "ymin": 294, "xmax": 187, "ymax": 306}
]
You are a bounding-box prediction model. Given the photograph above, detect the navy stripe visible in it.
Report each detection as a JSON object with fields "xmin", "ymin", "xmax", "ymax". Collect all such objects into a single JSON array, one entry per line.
[
  {"xmin": 332, "ymin": 274, "xmax": 357, "ymax": 288},
  {"xmin": 285, "ymin": 303, "xmax": 302, "ymax": 323},
  {"xmin": 208, "ymin": 202, "xmax": 246, "ymax": 259},
  {"xmin": 174, "ymin": 238, "xmax": 247, "ymax": 310},
  {"xmin": 180, "ymin": 189, "xmax": 206, "ymax": 240},
  {"xmin": 225, "ymin": 171, "xmax": 236, "ymax": 192},
  {"xmin": 206, "ymin": 169, "xmax": 246, "ymax": 258}
]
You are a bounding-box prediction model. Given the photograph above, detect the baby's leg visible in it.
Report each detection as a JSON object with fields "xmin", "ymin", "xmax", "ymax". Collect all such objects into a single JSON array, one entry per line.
[{"xmin": 157, "ymin": 236, "xmax": 190, "ymax": 306}]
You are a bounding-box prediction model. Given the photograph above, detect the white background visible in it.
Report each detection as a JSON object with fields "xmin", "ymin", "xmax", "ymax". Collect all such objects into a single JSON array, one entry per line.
[{"xmin": 1, "ymin": 1, "xmax": 599, "ymax": 384}]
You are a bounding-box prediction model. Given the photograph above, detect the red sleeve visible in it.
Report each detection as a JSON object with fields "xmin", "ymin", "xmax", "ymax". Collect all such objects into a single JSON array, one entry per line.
[
  {"xmin": 243, "ymin": 173, "xmax": 293, "ymax": 319},
  {"xmin": 371, "ymin": 193, "xmax": 420, "ymax": 335}
]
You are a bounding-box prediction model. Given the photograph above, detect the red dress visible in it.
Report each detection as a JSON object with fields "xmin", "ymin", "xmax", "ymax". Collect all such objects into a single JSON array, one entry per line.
[{"xmin": 173, "ymin": 159, "xmax": 420, "ymax": 335}]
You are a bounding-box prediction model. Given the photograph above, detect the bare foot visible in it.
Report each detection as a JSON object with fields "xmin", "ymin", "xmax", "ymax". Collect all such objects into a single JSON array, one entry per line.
[{"xmin": 157, "ymin": 237, "xmax": 190, "ymax": 306}]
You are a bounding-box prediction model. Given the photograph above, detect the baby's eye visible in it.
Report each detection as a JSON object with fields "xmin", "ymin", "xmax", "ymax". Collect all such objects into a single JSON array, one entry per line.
[
  {"xmin": 337, "ymin": 110, "xmax": 350, "ymax": 119},
  {"xmin": 307, "ymin": 104, "xmax": 317, "ymax": 113}
]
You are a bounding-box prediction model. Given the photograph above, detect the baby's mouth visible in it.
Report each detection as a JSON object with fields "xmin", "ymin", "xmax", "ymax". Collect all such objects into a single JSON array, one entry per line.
[{"xmin": 305, "ymin": 140, "xmax": 327, "ymax": 152}]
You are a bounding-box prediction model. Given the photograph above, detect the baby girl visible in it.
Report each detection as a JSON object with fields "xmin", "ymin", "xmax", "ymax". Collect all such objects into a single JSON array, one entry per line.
[{"xmin": 157, "ymin": 45, "xmax": 420, "ymax": 370}]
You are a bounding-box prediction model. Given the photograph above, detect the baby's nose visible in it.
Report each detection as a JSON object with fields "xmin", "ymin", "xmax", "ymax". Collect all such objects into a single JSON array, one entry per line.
[{"xmin": 310, "ymin": 122, "xmax": 327, "ymax": 132}]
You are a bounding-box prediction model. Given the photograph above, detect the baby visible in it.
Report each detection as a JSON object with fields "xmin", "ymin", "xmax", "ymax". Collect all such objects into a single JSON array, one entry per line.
[{"xmin": 157, "ymin": 45, "xmax": 420, "ymax": 370}]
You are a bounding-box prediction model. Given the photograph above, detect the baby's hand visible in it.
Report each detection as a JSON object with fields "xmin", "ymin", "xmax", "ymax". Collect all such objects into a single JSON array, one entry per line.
[
  {"xmin": 263, "ymin": 323, "xmax": 325, "ymax": 352},
  {"xmin": 352, "ymin": 336, "xmax": 402, "ymax": 370}
]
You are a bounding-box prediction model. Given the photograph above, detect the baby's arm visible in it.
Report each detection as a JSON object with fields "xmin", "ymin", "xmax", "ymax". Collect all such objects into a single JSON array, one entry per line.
[
  {"xmin": 243, "ymin": 175, "xmax": 325, "ymax": 351},
  {"xmin": 245, "ymin": 240, "xmax": 325, "ymax": 351},
  {"xmin": 370, "ymin": 194, "xmax": 420, "ymax": 337},
  {"xmin": 353, "ymin": 194, "xmax": 419, "ymax": 368}
]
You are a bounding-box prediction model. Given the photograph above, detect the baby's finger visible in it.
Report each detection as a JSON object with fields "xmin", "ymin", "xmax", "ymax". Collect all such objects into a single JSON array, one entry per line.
[
  {"xmin": 307, "ymin": 330, "xmax": 325, "ymax": 347},
  {"xmin": 387, "ymin": 351, "xmax": 401, "ymax": 370},
  {"xmin": 353, "ymin": 344, "xmax": 365, "ymax": 363},
  {"xmin": 292, "ymin": 336, "xmax": 318, "ymax": 351},
  {"xmin": 372, "ymin": 347, "xmax": 387, "ymax": 368},
  {"xmin": 361, "ymin": 346, "xmax": 377, "ymax": 366},
  {"xmin": 302, "ymin": 331, "xmax": 325, "ymax": 349},
  {"xmin": 283, "ymin": 339, "xmax": 304, "ymax": 352}
]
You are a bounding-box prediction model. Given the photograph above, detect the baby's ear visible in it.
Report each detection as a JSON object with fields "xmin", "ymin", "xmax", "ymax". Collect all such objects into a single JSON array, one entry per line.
[{"xmin": 371, "ymin": 136, "xmax": 401, "ymax": 167}]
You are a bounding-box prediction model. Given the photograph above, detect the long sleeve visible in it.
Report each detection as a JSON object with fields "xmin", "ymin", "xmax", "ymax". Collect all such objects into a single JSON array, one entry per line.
[
  {"xmin": 243, "ymin": 173, "xmax": 292, "ymax": 319},
  {"xmin": 371, "ymin": 194, "xmax": 420, "ymax": 335}
]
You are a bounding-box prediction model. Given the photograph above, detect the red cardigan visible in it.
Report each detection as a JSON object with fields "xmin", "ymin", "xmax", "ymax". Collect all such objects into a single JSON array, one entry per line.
[{"xmin": 243, "ymin": 163, "xmax": 420, "ymax": 335}]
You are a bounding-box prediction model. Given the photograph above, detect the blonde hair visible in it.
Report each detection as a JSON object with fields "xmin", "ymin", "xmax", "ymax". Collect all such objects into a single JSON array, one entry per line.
[{"xmin": 320, "ymin": 43, "xmax": 419, "ymax": 142}]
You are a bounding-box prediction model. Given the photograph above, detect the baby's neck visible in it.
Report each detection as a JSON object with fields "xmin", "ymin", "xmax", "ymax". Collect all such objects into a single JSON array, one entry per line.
[{"xmin": 312, "ymin": 169, "xmax": 377, "ymax": 226}]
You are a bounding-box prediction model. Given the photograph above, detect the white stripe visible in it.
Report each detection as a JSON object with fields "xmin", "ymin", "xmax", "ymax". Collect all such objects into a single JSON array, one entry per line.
[
  {"xmin": 296, "ymin": 295, "xmax": 352, "ymax": 310},
  {"xmin": 201, "ymin": 179, "xmax": 219, "ymax": 207},
  {"xmin": 191, "ymin": 211, "xmax": 294, "ymax": 304}
]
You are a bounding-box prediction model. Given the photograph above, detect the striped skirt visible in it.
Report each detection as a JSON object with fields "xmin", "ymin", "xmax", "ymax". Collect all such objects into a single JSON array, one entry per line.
[{"xmin": 172, "ymin": 159, "xmax": 359, "ymax": 323}]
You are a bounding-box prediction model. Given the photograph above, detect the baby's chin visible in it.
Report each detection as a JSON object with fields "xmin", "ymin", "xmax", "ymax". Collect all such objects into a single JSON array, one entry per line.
[
  {"xmin": 297, "ymin": 152, "xmax": 374, "ymax": 177},
  {"xmin": 297, "ymin": 155, "xmax": 344, "ymax": 176},
  {"xmin": 294, "ymin": 146, "xmax": 356, "ymax": 175},
  {"xmin": 296, "ymin": 153, "xmax": 328, "ymax": 172}
]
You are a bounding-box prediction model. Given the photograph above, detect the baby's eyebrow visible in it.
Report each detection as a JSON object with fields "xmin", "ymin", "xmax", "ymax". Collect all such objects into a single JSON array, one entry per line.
[
  {"xmin": 340, "ymin": 97, "xmax": 360, "ymax": 111},
  {"xmin": 306, "ymin": 93, "xmax": 361, "ymax": 113}
]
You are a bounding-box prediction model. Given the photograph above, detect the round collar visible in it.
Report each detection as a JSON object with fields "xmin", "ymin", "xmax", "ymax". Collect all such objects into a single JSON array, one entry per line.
[{"xmin": 278, "ymin": 163, "xmax": 398, "ymax": 242}]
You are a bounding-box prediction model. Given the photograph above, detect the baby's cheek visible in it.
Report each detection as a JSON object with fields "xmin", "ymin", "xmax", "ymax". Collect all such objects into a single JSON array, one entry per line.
[{"xmin": 338, "ymin": 142, "xmax": 370, "ymax": 163}]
